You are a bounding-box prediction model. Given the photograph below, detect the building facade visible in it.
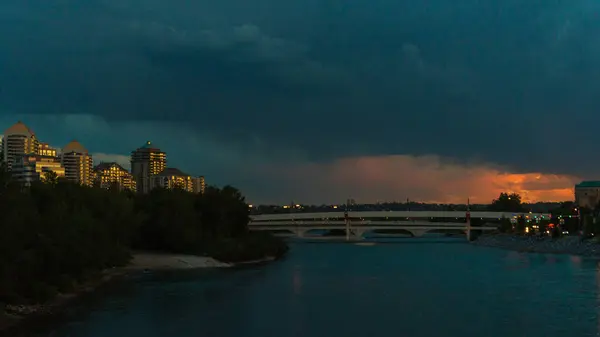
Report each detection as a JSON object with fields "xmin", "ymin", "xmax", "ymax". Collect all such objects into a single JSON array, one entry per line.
[
  {"xmin": 131, "ymin": 141, "xmax": 167, "ymax": 193},
  {"xmin": 93, "ymin": 162, "xmax": 136, "ymax": 191},
  {"xmin": 191, "ymin": 176, "xmax": 206, "ymax": 194},
  {"xmin": 575, "ymin": 181, "xmax": 600, "ymax": 209},
  {"xmin": 2, "ymin": 121, "xmax": 39, "ymax": 170},
  {"xmin": 61, "ymin": 140, "xmax": 94, "ymax": 186},
  {"xmin": 152, "ymin": 168, "xmax": 193, "ymax": 192},
  {"xmin": 38, "ymin": 143, "xmax": 57, "ymax": 157},
  {"xmin": 11, "ymin": 154, "xmax": 65, "ymax": 186}
]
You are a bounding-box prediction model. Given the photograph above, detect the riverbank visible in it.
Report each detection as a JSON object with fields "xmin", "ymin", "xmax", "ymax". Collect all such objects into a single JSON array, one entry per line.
[
  {"xmin": 0, "ymin": 266, "xmax": 129, "ymax": 335},
  {"xmin": 127, "ymin": 252, "xmax": 233, "ymax": 270},
  {"xmin": 473, "ymin": 234, "xmax": 600, "ymax": 256},
  {"xmin": 0, "ymin": 252, "xmax": 277, "ymax": 335}
]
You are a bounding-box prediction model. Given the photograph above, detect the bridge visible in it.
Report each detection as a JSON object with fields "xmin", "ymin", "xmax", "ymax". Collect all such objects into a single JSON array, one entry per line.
[
  {"xmin": 249, "ymin": 220, "xmax": 497, "ymax": 239},
  {"xmin": 250, "ymin": 211, "xmax": 546, "ymax": 222},
  {"xmin": 248, "ymin": 211, "xmax": 543, "ymax": 240}
]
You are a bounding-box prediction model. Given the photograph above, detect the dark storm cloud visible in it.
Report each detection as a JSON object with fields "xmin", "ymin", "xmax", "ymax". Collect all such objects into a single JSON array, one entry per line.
[{"xmin": 2, "ymin": 0, "xmax": 600, "ymax": 175}]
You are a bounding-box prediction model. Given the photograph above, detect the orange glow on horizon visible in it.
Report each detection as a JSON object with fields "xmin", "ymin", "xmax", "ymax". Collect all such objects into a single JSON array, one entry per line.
[{"xmin": 263, "ymin": 155, "xmax": 579, "ymax": 204}]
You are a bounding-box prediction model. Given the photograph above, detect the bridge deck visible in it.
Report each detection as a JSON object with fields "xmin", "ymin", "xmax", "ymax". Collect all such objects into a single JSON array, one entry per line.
[
  {"xmin": 249, "ymin": 220, "xmax": 496, "ymax": 227},
  {"xmin": 250, "ymin": 226, "xmax": 496, "ymax": 231},
  {"xmin": 251, "ymin": 211, "xmax": 547, "ymax": 222}
]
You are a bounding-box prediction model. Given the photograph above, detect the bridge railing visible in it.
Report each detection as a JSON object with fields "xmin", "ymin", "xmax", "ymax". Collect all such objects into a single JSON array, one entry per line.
[
  {"xmin": 250, "ymin": 211, "xmax": 549, "ymax": 222},
  {"xmin": 249, "ymin": 220, "xmax": 498, "ymax": 228}
]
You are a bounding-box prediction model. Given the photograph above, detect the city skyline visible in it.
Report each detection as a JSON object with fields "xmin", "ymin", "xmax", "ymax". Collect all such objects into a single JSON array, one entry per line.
[
  {"xmin": 0, "ymin": 120, "xmax": 578, "ymax": 205},
  {"xmin": 1, "ymin": 1, "xmax": 597, "ymax": 203},
  {"xmin": 0, "ymin": 121, "xmax": 200, "ymax": 176},
  {"xmin": 0, "ymin": 121, "xmax": 205, "ymax": 194}
]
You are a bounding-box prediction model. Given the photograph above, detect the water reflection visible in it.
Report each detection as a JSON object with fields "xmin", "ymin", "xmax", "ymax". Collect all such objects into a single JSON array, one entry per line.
[
  {"xmin": 292, "ymin": 266, "xmax": 302, "ymax": 295},
  {"xmin": 41, "ymin": 242, "xmax": 600, "ymax": 337},
  {"xmin": 596, "ymin": 262, "xmax": 600, "ymax": 336}
]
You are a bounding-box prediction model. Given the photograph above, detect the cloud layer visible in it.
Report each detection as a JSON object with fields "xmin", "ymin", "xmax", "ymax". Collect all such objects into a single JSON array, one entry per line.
[
  {"xmin": 258, "ymin": 155, "xmax": 577, "ymax": 204},
  {"xmin": 1, "ymin": 0, "xmax": 598, "ymax": 203}
]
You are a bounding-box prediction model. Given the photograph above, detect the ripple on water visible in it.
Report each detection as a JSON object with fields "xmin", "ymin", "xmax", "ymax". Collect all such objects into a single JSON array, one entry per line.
[{"xmin": 37, "ymin": 241, "xmax": 600, "ymax": 337}]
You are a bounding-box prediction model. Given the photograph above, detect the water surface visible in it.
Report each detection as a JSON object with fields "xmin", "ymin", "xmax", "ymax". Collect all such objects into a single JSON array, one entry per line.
[{"xmin": 39, "ymin": 239, "xmax": 600, "ymax": 337}]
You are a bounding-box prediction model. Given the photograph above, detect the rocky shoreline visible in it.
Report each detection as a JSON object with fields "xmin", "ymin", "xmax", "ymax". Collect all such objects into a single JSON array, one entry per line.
[
  {"xmin": 0, "ymin": 267, "xmax": 129, "ymax": 336},
  {"xmin": 0, "ymin": 252, "xmax": 276, "ymax": 335},
  {"xmin": 473, "ymin": 234, "xmax": 600, "ymax": 257}
]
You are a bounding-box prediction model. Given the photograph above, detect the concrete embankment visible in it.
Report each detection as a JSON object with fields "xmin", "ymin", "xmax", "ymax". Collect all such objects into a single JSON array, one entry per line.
[{"xmin": 473, "ymin": 234, "xmax": 600, "ymax": 257}]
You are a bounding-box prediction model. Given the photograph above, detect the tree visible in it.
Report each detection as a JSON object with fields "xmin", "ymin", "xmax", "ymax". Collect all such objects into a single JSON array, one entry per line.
[
  {"xmin": 0, "ymin": 160, "xmax": 12, "ymax": 191},
  {"xmin": 515, "ymin": 215, "xmax": 526, "ymax": 234},
  {"xmin": 550, "ymin": 201, "xmax": 579, "ymax": 233},
  {"xmin": 0, "ymin": 145, "xmax": 5, "ymax": 169},
  {"xmin": 499, "ymin": 216, "xmax": 512, "ymax": 233},
  {"xmin": 42, "ymin": 170, "xmax": 59, "ymax": 186},
  {"xmin": 489, "ymin": 193, "xmax": 525, "ymax": 212},
  {"xmin": 0, "ymin": 176, "xmax": 286, "ymax": 305}
]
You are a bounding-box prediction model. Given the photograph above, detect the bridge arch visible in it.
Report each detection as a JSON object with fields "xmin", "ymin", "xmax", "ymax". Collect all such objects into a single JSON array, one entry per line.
[{"xmin": 353, "ymin": 228, "xmax": 467, "ymax": 238}]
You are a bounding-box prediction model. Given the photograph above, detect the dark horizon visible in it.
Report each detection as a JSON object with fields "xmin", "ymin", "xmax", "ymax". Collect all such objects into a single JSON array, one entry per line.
[{"xmin": 1, "ymin": 1, "xmax": 597, "ymax": 203}]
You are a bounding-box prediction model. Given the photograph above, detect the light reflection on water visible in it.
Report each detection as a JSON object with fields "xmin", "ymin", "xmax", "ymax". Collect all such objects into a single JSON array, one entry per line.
[{"xmin": 36, "ymin": 240, "xmax": 600, "ymax": 337}]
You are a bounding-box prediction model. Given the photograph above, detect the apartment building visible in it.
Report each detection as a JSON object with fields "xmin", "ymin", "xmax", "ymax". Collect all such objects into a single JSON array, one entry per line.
[
  {"xmin": 575, "ymin": 181, "xmax": 600, "ymax": 209},
  {"xmin": 93, "ymin": 162, "xmax": 136, "ymax": 191},
  {"xmin": 2, "ymin": 121, "xmax": 39, "ymax": 170},
  {"xmin": 61, "ymin": 140, "xmax": 94, "ymax": 186},
  {"xmin": 11, "ymin": 154, "xmax": 65, "ymax": 186},
  {"xmin": 152, "ymin": 167, "xmax": 193, "ymax": 192},
  {"xmin": 131, "ymin": 141, "xmax": 166, "ymax": 193},
  {"xmin": 38, "ymin": 143, "xmax": 57, "ymax": 157},
  {"xmin": 192, "ymin": 176, "xmax": 206, "ymax": 194}
]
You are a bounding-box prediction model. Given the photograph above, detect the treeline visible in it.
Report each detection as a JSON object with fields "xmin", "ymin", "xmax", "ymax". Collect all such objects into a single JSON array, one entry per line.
[
  {"xmin": 0, "ymin": 167, "xmax": 287, "ymax": 305},
  {"xmin": 491, "ymin": 193, "xmax": 584, "ymax": 237}
]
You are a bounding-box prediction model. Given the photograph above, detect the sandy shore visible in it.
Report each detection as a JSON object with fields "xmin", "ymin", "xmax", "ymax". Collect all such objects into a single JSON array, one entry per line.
[
  {"xmin": 127, "ymin": 252, "xmax": 233, "ymax": 270},
  {"xmin": 1, "ymin": 252, "xmax": 277, "ymax": 334}
]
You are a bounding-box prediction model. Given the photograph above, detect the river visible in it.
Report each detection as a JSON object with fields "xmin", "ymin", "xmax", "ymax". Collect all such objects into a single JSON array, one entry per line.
[{"xmin": 34, "ymin": 238, "xmax": 600, "ymax": 337}]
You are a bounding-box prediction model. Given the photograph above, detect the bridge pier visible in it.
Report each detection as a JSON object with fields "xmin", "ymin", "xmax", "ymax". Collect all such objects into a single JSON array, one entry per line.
[
  {"xmin": 466, "ymin": 213, "xmax": 472, "ymax": 241},
  {"xmin": 406, "ymin": 229, "xmax": 429, "ymax": 237},
  {"xmin": 296, "ymin": 228, "xmax": 308, "ymax": 238},
  {"xmin": 353, "ymin": 228, "xmax": 366, "ymax": 240}
]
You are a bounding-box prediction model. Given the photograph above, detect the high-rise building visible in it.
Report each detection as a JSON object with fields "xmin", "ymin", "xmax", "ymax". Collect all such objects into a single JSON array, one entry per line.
[
  {"xmin": 0, "ymin": 134, "xmax": 4, "ymax": 168},
  {"xmin": 61, "ymin": 140, "xmax": 93, "ymax": 186},
  {"xmin": 93, "ymin": 162, "xmax": 136, "ymax": 192},
  {"xmin": 575, "ymin": 181, "xmax": 600, "ymax": 209},
  {"xmin": 192, "ymin": 176, "xmax": 206, "ymax": 194},
  {"xmin": 38, "ymin": 143, "xmax": 58, "ymax": 157},
  {"xmin": 2, "ymin": 121, "xmax": 39, "ymax": 170},
  {"xmin": 131, "ymin": 141, "xmax": 166, "ymax": 193},
  {"xmin": 11, "ymin": 154, "xmax": 65, "ymax": 186},
  {"xmin": 152, "ymin": 167, "xmax": 193, "ymax": 192}
]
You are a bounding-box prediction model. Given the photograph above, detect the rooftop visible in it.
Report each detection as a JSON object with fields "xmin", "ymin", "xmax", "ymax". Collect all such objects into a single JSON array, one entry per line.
[
  {"xmin": 575, "ymin": 181, "xmax": 600, "ymax": 188},
  {"xmin": 157, "ymin": 167, "xmax": 190, "ymax": 177},
  {"xmin": 94, "ymin": 162, "xmax": 129, "ymax": 172},
  {"xmin": 136, "ymin": 140, "xmax": 163, "ymax": 151},
  {"xmin": 4, "ymin": 121, "xmax": 35, "ymax": 136},
  {"xmin": 63, "ymin": 140, "xmax": 88, "ymax": 154}
]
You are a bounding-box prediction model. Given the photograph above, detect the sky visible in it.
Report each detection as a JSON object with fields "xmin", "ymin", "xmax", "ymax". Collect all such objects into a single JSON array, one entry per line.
[{"xmin": 1, "ymin": 0, "xmax": 599, "ymax": 204}]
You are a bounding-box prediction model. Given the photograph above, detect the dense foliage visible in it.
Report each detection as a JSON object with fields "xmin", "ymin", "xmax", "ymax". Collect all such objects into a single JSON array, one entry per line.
[
  {"xmin": 491, "ymin": 193, "xmax": 585, "ymax": 237},
  {"xmin": 0, "ymin": 164, "xmax": 287, "ymax": 304},
  {"xmin": 488, "ymin": 192, "xmax": 525, "ymax": 212}
]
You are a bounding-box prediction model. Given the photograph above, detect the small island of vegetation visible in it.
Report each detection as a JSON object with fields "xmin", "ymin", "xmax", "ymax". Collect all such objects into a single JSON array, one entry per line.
[{"xmin": 0, "ymin": 163, "xmax": 288, "ymax": 311}]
